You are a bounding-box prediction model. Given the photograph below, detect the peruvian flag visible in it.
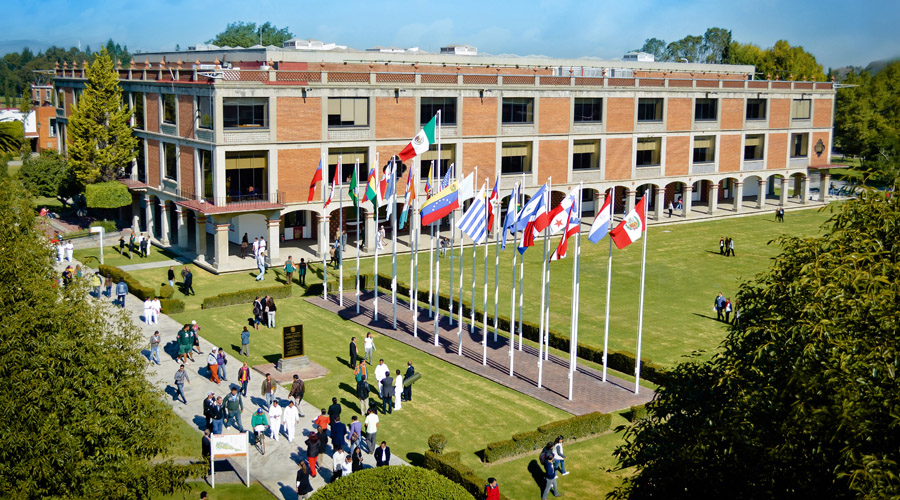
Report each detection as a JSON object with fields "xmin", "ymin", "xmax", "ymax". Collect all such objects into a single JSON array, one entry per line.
[
  {"xmin": 324, "ymin": 158, "xmax": 341, "ymax": 209},
  {"xmin": 307, "ymin": 159, "xmax": 323, "ymax": 202},
  {"xmin": 398, "ymin": 115, "xmax": 436, "ymax": 162},
  {"xmin": 610, "ymin": 196, "xmax": 647, "ymax": 249},
  {"xmin": 487, "ymin": 176, "xmax": 499, "ymax": 231},
  {"xmin": 550, "ymin": 200, "xmax": 579, "ymax": 261}
]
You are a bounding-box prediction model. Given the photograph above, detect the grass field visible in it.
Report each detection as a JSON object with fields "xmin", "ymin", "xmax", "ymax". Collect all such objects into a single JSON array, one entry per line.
[
  {"xmin": 74, "ymin": 244, "xmax": 179, "ymax": 268},
  {"xmin": 152, "ymin": 482, "xmax": 273, "ymax": 500}
]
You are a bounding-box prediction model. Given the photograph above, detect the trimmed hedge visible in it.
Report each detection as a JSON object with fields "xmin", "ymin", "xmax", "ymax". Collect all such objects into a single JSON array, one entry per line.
[
  {"xmin": 483, "ymin": 411, "xmax": 612, "ymax": 463},
  {"xmin": 627, "ymin": 404, "xmax": 648, "ymax": 422},
  {"xmin": 423, "ymin": 451, "xmax": 510, "ymax": 500},
  {"xmin": 60, "ymin": 229, "xmax": 91, "ymax": 240},
  {"xmin": 89, "ymin": 220, "xmax": 118, "ymax": 232},
  {"xmin": 159, "ymin": 284, "xmax": 175, "ymax": 299},
  {"xmin": 85, "ymin": 181, "xmax": 131, "ymax": 208},
  {"xmin": 160, "ymin": 298, "xmax": 184, "ymax": 314},
  {"xmin": 98, "ymin": 264, "xmax": 185, "ymax": 314},
  {"xmin": 304, "ymin": 274, "xmax": 371, "ymax": 297},
  {"xmin": 201, "ymin": 283, "xmax": 291, "ymax": 310},
  {"xmin": 379, "ymin": 274, "xmax": 669, "ymax": 386},
  {"xmin": 428, "ymin": 434, "xmax": 447, "ymax": 454},
  {"xmin": 310, "ymin": 465, "xmax": 473, "ymax": 500}
]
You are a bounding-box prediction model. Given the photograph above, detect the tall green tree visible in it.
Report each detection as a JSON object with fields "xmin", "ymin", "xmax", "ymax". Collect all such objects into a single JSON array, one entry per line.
[
  {"xmin": 636, "ymin": 38, "xmax": 667, "ymax": 61},
  {"xmin": 207, "ymin": 21, "xmax": 294, "ymax": 47},
  {"xmin": 728, "ymin": 39, "xmax": 825, "ymax": 81},
  {"xmin": 665, "ymin": 35, "xmax": 703, "ymax": 62},
  {"xmin": 18, "ymin": 150, "xmax": 79, "ymax": 205},
  {"xmin": 68, "ymin": 47, "xmax": 136, "ymax": 186},
  {"xmin": 609, "ymin": 192, "xmax": 900, "ymax": 500},
  {"xmin": 0, "ymin": 121, "xmax": 24, "ymax": 153},
  {"xmin": 701, "ymin": 27, "xmax": 732, "ymax": 64},
  {"xmin": 0, "ymin": 179, "xmax": 203, "ymax": 499}
]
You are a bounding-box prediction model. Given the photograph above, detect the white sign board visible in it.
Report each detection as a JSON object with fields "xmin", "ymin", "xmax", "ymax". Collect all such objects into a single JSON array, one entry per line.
[{"xmin": 210, "ymin": 432, "xmax": 249, "ymax": 488}]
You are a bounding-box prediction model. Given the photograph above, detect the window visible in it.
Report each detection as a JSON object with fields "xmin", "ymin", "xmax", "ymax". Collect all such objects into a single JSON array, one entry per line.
[
  {"xmin": 136, "ymin": 141, "xmax": 146, "ymax": 183},
  {"xmin": 421, "ymin": 144, "xmax": 454, "ymax": 180},
  {"xmin": 502, "ymin": 98, "xmax": 534, "ymax": 124},
  {"xmin": 225, "ymin": 151, "xmax": 268, "ymax": 201},
  {"xmin": 501, "ymin": 142, "xmax": 532, "ymax": 174},
  {"xmin": 791, "ymin": 99, "xmax": 811, "ymax": 120},
  {"xmin": 637, "ymin": 98, "xmax": 663, "ymax": 122},
  {"xmin": 420, "ymin": 97, "xmax": 456, "ymax": 126},
  {"xmin": 572, "ymin": 140, "xmax": 601, "ymax": 170},
  {"xmin": 791, "ymin": 133, "xmax": 809, "ymax": 157},
  {"xmin": 224, "ymin": 98, "xmax": 267, "ymax": 128},
  {"xmin": 744, "ymin": 134, "xmax": 765, "ymax": 160},
  {"xmin": 636, "ymin": 138, "xmax": 661, "ymax": 166},
  {"xmin": 56, "ymin": 89, "xmax": 64, "ymax": 108},
  {"xmin": 197, "ymin": 95, "xmax": 213, "ymax": 130},
  {"xmin": 695, "ymin": 98, "xmax": 718, "ymax": 121},
  {"xmin": 164, "ymin": 143, "xmax": 177, "ymax": 180},
  {"xmin": 132, "ymin": 92, "xmax": 144, "ymax": 129},
  {"xmin": 327, "ymin": 98, "xmax": 368, "ymax": 128},
  {"xmin": 692, "ymin": 136, "xmax": 716, "ymax": 163},
  {"xmin": 746, "ymin": 99, "xmax": 766, "ymax": 120},
  {"xmin": 200, "ymin": 149, "xmax": 212, "ymax": 200},
  {"xmin": 574, "ymin": 98, "xmax": 603, "ymax": 123},
  {"xmin": 328, "ymin": 148, "xmax": 369, "ymax": 185},
  {"xmin": 162, "ymin": 94, "xmax": 176, "ymax": 124},
  {"xmin": 48, "ymin": 118, "xmax": 57, "ymax": 138}
]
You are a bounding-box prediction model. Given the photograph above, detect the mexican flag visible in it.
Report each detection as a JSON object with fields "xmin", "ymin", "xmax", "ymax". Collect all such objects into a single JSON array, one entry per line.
[{"xmin": 397, "ymin": 115, "xmax": 436, "ymax": 162}]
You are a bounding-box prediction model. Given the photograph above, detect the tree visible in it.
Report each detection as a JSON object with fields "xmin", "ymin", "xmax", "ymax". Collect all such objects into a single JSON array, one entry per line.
[
  {"xmin": 701, "ymin": 27, "xmax": 732, "ymax": 64},
  {"xmin": 68, "ymin": 47, "xmax": 137, "ymax": 186},
  {"xmin": 0, "ymin": 121, "xmax": 24, "ymax": 153},
  {"xmin": 19, "ymin": 150, "xmax": 69, "ymax": 200},
  {"xmin": 0, "ymin": 179, "xmax": 203, "ymax": 498},
  {"xmin": 207, "ymin": 21, "xmax": 294, "ymax": 47},
  {"xmin": 609, "ymin": 192, "xmax": 900, "ymax": 500},
  {"xmin": 637, "ymin": 38, "xmax": 668, "ymax": 61},
  {"xmin": 729, "ymin": 40, "xmax": 825, "ymax": 81},
  {"xmin": 665, "ymin": 35, "xmax": 703, "ymax": 63}
]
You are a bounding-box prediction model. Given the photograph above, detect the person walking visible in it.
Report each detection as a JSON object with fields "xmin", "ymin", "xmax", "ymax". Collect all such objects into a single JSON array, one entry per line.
[
  {"xmin": 224, "ymin": 387, "xmax": 245, "ymax": 432},
  {"xmin": 667, "ymin": 201, "xmax": 674, "ymax": 218},
  {"xmin": 296, "ymin": 460, "xmax": 313, "ymax": 500},
  {"xmin": 719, "ymin": 237, "xmax": 725, "ymax": 256},
  {"xmin": 168, "ymin": 266, "xmax": 175, "ymax": 288},
  {"xmin": 266, "ymin": 296, "xmax": 277, "ymax": 328},
  {"xmin": 259, "ymin": 236, "xmax": 267, "ymax": 256},
  {"xmin": 380, "ymin": 370, "xmax": 393, "ymax": 415},
  {"xmin": 65, "ymin": 240, "xmax": 74, "ymax": 262},
  {"xmin": 332, "ymin": 445, "xmax": 347, "ymax": 482},
  {"xmin": 403, "ymin": 361, "xmax": 414, "ymax": 402},
  {"xmin": 349, "ymin": 415, "xmax": 362, "ymax": 454},
  {"xmin": 183, "ymin": 266, "xmax": 195, "ymax": 296},
  {"xmin": 283, "ymin": 400, "xmax": 300, "ymax": 443},
  {"xmin": 714, "ymin": 292, "xmax": 726, "ymax": 322},
  {"xmin": 150, "ymin": 297, "xmax": 161, "ymax": 325},
  {"xmin": 328, "ymin": 397, "xmax": 342, "ymax": 425},
  {"xmin": 115, "ymin": 279, "xmax": 128, "ymax": 308},
  {"xmin": 298, "ymin": 258, "xmax": 307, "ymax": 286},
  {"xmin": 255, "ymin": 250, "xmax": 267, "ymax": 281},
  {"xmin": 252, "ymin": 237, "xmax": 260, "ymax": 259},
  {"xmin": 356, "ymin": 374, "xmax": 370, "ymax": 416},
  {"xmin": 305, "ymin": 433, "xmax": 321, "ymax": 477},
  {"xmin": 144, "ymin": 298, "xmax": 153, "ymax": 325},
  {"xmin": 241, "ymin": 233, "xmax": 249, "ymax": 259},
  {"xmin": 104, "ymin": 274, "xmax": 113, "ymax": 298},
  {"xmin": 374, "ymin": 359, "xmax": 389, "ymax": 388},
  {"xmin": 252, "ymin": 297, "xmax": 264, "ymax": 330},
  {"xmin": 374, "ymin": 441, "xmax": 391, "ymax": 467},
  {"xmin": 331, "ymin": 415, "xmax": 347, "ymax": 452},
  {"xmin": 190, "ymin": 321, "xmax": 202, "ymax": 356},
  {"xmin": 341, "ymin": 452, "xmax": 354, "ymax": 477},
  {"xmin": 128, "ymin": 232, "xmax": 136, "ymax": 258},
  {"xmin": 289, "ymin": 374, "xmax": 306, "ymax": 416},
  {"xmin": 728, "ymin": 237, "xmax": 735, "ymax": 257},
  {"xmin": 240, "ymin": 327, "xmax": 250, "ymax": 356},
  {"xmin": 314, "ymin": 409, "xmax": 330, "ymax": 444},
  {"xmin": 210, "ymin": 397, "xmax": 225, "ymax": 434},
  {"xmin": 91, "ymin": 272, "xmax": 102, "ymax": 298},
  {"xmin": 553, "ymin": 436, "xmax": 569, "ymax": 475},
  {"xmin": 268, "ymin": 400, "xmax": 283, "ymax": 441},
  {"xmin": 207, "ymin": 348, "xmax": 221, "ymax": 384},
  {"xmin": 238, "ymin": 362, "xmax": 251, "ymax": 397},
  {"xmin": 217, "ymin": 349, "xmax": 228, "ymax": 382},
  {"xmin": 724, "ymin": 298, "xmax": 733, "ymax": 323},
  {"xmin": 203, "ymin": 392, "xmax": 216, "ymax": 431},
  {"xmin": 364, "ymin": 333, "xmax": 375, "ymax": 365},
  {"xmin": 349, "ymin": 336, "xmax": 359, "ymax": 369},
  {"xmin": 173, "ymin": 364, "xmax": 190, "ymax": 404},
  {"xmin": 364, "ymin": 408, "xmax": 379, "ymax": 454},
  {"xmin": 393, "ymin": 369, "xmax": 403, "ymax": 411},
  {"xmin": 351, "ymin": 445, "xmax": 364, "ymax": 472},
  {"xmin": 542, "ymin": 451, "xmax": 562, "ymax": 499},
  {"xmin": 283, "ymin": 256, "xmax": 296, "ymax": 285},
  {"xmin": 149, "ymin": 331, "xmax": 161, "ymax": 365},
  {"xmin": 261, "ymin": 373, "xmax": 277, "ymax": 409}
]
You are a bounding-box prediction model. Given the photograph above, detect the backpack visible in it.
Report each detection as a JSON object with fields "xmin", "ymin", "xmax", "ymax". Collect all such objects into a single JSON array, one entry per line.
[{"xmin": 539, "ymin": 447, "xmax": 553, "ymax": 464}]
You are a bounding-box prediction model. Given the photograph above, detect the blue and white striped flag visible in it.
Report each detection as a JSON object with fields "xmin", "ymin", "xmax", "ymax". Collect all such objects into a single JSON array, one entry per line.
[{"xmin": 457, "ymin": 184, "xmax": 487, "ymax": 244}]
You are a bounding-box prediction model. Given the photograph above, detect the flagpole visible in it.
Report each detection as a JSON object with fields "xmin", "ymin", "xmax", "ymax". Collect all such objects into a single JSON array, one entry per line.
[
  {"xmin": 409, "ymin": 161, "xmax": 415, "ymax": 312},
  {"xmin": 457, "ymin": 196, "xmax": 465, "ymax": 356},
  {"xmin": 322, "ymin": 152, "xmax": 328, "ymax": 302},
  {"xmin": 492, "ymin": 176, "xmax": 501, "ymax": 343},
  {"xmin": 517, "ymin": 173, "xmax": 525, "ymax": 351},
  {"xmin": 543, "ymin": 182, "xmax": 552, "ymax": 362},
  {"xmin": 634, "ymin": 195, "xmax": 649, "ymax": 395},
  {"xmin": 602, "ymin": 187, "xmax": 614, "ymax": 382},
  {"xmin": 508, "ymin": 182, "xmax": 519, "ymax": 377},
  {"xmin": 338, "ymin": 156, "xmax": 344, "ymax": 307},
  {"xmin": 355, "ymin": 158, "xmax": 360, "ymax": 315},
  {"xmin": 391, "ymin": 157, "xmax": 398, "ymax": 330},
  {"xmin": 413, "ymin": 163, "xmax": 420, "ymax": 337},
  {"xmin": 537, "ymin": 179, "xmax": 549, "ymax": 389},
  {"xmin": 428, "ymin": 161, "xmax": 434, "ymax": 319},
  {"xmin": 482, "ymin": 181, "xmax": 489, "ymax": 366},
  {"xmin": 470, "ymin": 167, "xmax": 478, "ymax": 338},
  {"xmin": 374, "ymin": 153, "xmax": 380, "ymax": 321},
  {"xmin": 568, "ymin": 183, "xmax": 583, "ymax": 401},
  {"xmin": 433, "ymin": 110, "xmax": 442, "ymax": 347}
]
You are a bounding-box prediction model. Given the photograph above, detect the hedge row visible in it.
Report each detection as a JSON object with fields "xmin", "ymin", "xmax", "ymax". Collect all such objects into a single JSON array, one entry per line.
[
  {"xmin": 201, "ymin": 283, "xmax": 292, "ymax": 310},
  {"xmin": 378, "ymin": 274, "xmax": 669, "ymax": 386},
  {"xmin": 310, "ymin": 465, "xmax": 474, "ymax": 500},
  {"xmin": 304, "ymin": 274, "xmax": 372, "ymax": 297},
  {"xmin": 423, "ymin": 451, "xmax": 510, "ymax": 500},
  {"xmin": 98, "ymin": 264, "xmax": 185, "ymax": 314},
  {"xmin": 627, "ymin": 404, "xmax": 649, "ymax": 422},
  {"xmin": 483, "ymin": 411, "xmax": 613, "ymax": 463}
]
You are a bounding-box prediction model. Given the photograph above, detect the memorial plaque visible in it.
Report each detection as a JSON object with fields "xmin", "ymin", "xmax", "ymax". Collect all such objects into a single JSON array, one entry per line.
[{"xmin": 282, "ymin": 325, "xmax": 304, "ymax": 359}]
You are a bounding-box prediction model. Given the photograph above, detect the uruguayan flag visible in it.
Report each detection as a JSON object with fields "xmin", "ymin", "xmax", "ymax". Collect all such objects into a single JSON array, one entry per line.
[{"xmin": 457, "ymin": 185, "xmax": 488, "ymax": 244}]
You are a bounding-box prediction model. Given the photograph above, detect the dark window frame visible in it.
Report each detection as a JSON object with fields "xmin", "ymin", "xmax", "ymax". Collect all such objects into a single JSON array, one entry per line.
[
  {"xmin": 692, "ymin": 136, "xmax": 716, "ymax": 163},
  {"xmin": 164, "ymin": 143, "xmax": 177, "ymax": 180},
  {"xmin": 420, "ymin": 97, "xmax": 457, "ymax": 126},
  {"xmin": 746, "ymin": 98, "xmax": 766, "ymax": 120},
  {"xmin": 501, "ymin": 98, "xmax": 534, "ymax": 124},
  {"xmin": 501, "ymin": 142, "xmax": 532, "ymax": 174},
  {"xmin": 162, "ymin": 94, "xmax": 176, "ymax": 125},
  {"xmin": 744, "ymin": 134, "xmax": 765, "ymax": 160},
  {"xmin": 637, "ymin": 98, "xmax": 663, "ymax": 122},
  {"xmin": 636, "ymin": 137, "xmax": 662, "ymax": 167},
  {"xmin": 572, "ymin": 140, "xmax": 601, "ymax": 170},
  {"xmin": 694, "ymin": 98, "xmax": 718, "ymax": 121},
  {"xmin": 223, "ymin": 98, "xmax": 268, "ymax": 129},
  {"xmin": 574, "ymin": 98, "xmax": 603, "ymax": 123}
]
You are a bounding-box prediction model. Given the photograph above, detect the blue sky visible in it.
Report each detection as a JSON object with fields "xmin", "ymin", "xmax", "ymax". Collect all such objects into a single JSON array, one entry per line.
[{"xmin": 4, "ymin": 0, "xmax": 898, "ymax": 69}]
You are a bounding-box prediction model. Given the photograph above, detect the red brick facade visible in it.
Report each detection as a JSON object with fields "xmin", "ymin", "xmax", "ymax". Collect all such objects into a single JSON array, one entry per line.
[
  {"xmin": 718, "ymin": 135, "xmax": 741, "ymax": 172},
  {"xmin": 462, "ymin": 98, "xmax": 497, "ymax": 136},
  {"xmin": 604, "ymin": 138, "xmax": 633, "ymax": 180},
  {"xmin": 277, "ymin": 97, "xmax": 322, "ymax": 142},
  {"xmin": 767, "ymin": 133, "xmax": 787, "ymax": 170},
  {"xmin": 769, "ymin": 99, "xmax": 790, "ymax": 129},
  {"xmin": 279, "ymin": 148, "xmax": 323, "ymax": 203},
  {"xmin": 667, "ymin": 98, "xmax": 692, "ymax": 131},
  {"xmin": 375, "ymin": 97, "xmax": 415, "ymax": 139},
  {"xmin": 813, "ymin": 99, "xmax": 833, "ymax": 129},
  {"xmin": 147, "ymin": 140, "xmax": 160, "ymax": 185},
  {"xmin": 178, "ymin": 95, "xmax": 193, "ymax": 138},
  {"xmin": 605, "ymin": 98, "xmax": 634, "ymax": 133},
  {"xmin": 146, "ymin": 94, "xmax": 159, "ymax": 133},
  {"xmin": 538, "ymin": 140, "xmax": 568, "ymax": 181},
  {"xmin": 665, "ymin": 136, "xmax": 690, "ymax": 176},
  {"xmin": 720, "ymin": 99, "xmax": 744, "ymax": 130},
  {"xmin": 180, "ymin": 145, "xmax": 195, "ymax": 194},
  {"xmin": 538, "ymin": 98, "xmax": 570, "ymax": 135}
]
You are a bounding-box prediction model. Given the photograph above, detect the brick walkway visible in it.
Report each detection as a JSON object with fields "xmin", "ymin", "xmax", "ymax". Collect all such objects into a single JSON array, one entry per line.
[{"xmin": 309, "ymin": 292, "xmax": 654, "ymax": 415}]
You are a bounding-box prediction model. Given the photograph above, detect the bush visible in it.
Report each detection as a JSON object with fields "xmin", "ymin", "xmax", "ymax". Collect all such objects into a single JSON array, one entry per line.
[
  {"xmin": 423, "ymin": 451, "xmax": 510, "ymax": 500},
  {"xmin": 159, "ymin": 298, "xmax": 184, "ymax": 314},
  {"xmin": 627, "ymin": 404, "xmax": 648, "ymax": 422},
  {"xmin": 159, "ymin": 284, "xmax": 175, "ymax": 299},
  {"xmin": 428, "ymin": 434, "xmax": 447, "ymax": 454},
  {"xmin": 89, "ymin": 220, "xmax": 118, "ymax": 232},
  {"xmin": 482, "ymin": 411, "xmax": 613, "ymax": 463},
  {"xmin": 201, "ymin": 283, "xmax": 291, "ymax": 310},
  {"xmin": 61, "ymin": 229, "xmax": 91, "ymax": 240},
  {"xmin": 85, "ymin": 181, "xmax": 131, "ymax": 209},
  {"xmin": 310, "ymin": 465, "xmax": 473, "ymax": 500},
  {"xmin": 98, "ymin": 264, "xmax": 156, "ymax": 301},
  {"xmin": 304, "ymin": 274, "xmax": 371, "ymax": 297}
]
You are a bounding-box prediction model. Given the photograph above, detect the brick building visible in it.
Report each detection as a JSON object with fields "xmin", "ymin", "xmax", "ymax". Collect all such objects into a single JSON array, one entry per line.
[{"xmin": 51, "ymin": 44, "xmax": 837, "ymax": 273}]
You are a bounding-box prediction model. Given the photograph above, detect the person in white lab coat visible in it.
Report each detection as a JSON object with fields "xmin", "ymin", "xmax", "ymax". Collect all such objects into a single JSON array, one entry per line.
[
  {"xmin": 282, "ymin": 400, "xmax": 300, "ymax": 443},
  {"xmin": 268, "ymin": 400, "xmax": 283, "ymax": 442}
]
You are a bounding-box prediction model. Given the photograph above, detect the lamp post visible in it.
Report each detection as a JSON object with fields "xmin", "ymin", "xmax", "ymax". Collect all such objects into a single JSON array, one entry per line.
[{"xmin": 90, "ymin": 226, "xmax": 104, "ymax": 264}]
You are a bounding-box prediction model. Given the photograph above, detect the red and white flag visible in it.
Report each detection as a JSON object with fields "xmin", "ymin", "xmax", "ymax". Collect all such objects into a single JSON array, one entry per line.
[
  {"xmin": 550, "ymin": 199, "xmax": 579, "ymax": 261},
  {"xmin": 324, "ymin": 158, "xmax": 341, "ymax": 209},
  {"xmin": 547, "ymin": 192, "xmax": 576, "ymax": 235},
  {"xmin": 610, "ymin": 196, "xmax": 647, "ymax": 249},
  {"xmin": 307, "ymin": 160, "xmax": 323, "ymax": 202},
  {"xmin": 487, "ymin": 176, "xmax": 499, "ymax": 231}
]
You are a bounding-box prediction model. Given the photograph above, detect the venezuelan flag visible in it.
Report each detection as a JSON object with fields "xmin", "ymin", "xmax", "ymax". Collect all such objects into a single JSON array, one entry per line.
[{"xmin": 420, "ymin": 181, "xmax": 459, "ymax": 226}]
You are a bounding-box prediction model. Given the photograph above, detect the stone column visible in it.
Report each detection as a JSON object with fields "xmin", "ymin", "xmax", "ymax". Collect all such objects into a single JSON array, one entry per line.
[
  {"xmin": 175, "ymin": 207, "xmax": 188, "ymax": 249},
  {"xmin": 682, "ymin": 185, "xmax": 693, "ymax": 218},
  {"xmin": 757, "ymin": 179, "xmax": 767, "ymax": 209},
  {"xmin": 267, "ymin": 217, "xmax": 281, "ymax": 261},
  {"xmin": 143, "ymin": 195, "xmax": 154, "ymax": 239},
  {"xmin": 213, "ymin": 220, "xmax": 230, "ymax": 269},
  {"xmin": 819, "ymin": 172, "xmax": 830, "ymax": 202},
  {"xmin": 626, "ymin": 189, "xmax": 636, "ymax": 214},
  {"xmin": 158, "ymin": 202, "xmax": 170, "ymax": 246},
  {"xmin": 708, "ymin": 183, "xmax": 719, "ymax": 215},
  {"xmin": 654, "ymin": 186, "xmax": 665, "ymax": 220},
  {"xmin": 734, "ymin": 182, "xmax": 744, "ymax": 213},
  {"xmin": 364, "ymin": 211, "xmax": 376, "ymax": 254},
  {"xmin": 195, "ymin": 216, "xmax": 208, "ymax": 262},
  {"xmin": 131, "ymin": 196, "xmax": 141, "ymax": 232},
  {"xmin": 318, "ymin": 214, "xmax": 331, "ymax": 261},
  {"xmin": 780, "ymin": 177, "xmax": 789, "ymax": 206},
  {"xmin": 800, "ymin": 175, "xmax": 810, "ymax": 204}
]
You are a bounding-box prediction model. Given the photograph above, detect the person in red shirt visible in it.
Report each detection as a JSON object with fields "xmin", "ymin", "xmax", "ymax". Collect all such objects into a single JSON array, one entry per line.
[{"xmin": 485, "ymin": 477, "xmax": 500, "ymax": 500}]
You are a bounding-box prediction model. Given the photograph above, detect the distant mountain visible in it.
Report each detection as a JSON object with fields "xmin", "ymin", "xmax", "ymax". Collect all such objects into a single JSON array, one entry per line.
[
  {"xmin": 0, "ymin": 39, "xmax": 52, "ymax": 56},
  {"xmin": 865, "ymin": 57, "xmax": 900, "ymax": 75}
]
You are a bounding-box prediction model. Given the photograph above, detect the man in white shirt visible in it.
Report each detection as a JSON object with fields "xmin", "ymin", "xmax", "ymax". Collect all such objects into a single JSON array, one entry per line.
[
  {"xmin": 259, "ymin": 236, "xmax": 267, "ymax": 256},
  {"xmin": 252, "ymin": 237, "xmax": 260, "ymax": 258},
  {"xmin": 282, "ymin": 400, "xmax": 300, "ymax": 443},
  {"xmin": 143, "ymin": 298, "xmax": 153, "ymax": 324},
  {"xmin": 340, "ymin": 453, "xmax": 353, "ymax": 476},
  {"xmin": 267, "ymin": 400, "xmax": 283, "ymax": 441},
  {"xmin": 374, "ymin": 359, "xmax": 389, "ymax": 386},
  {"xmin": 364, "ymin": 409, "xmax": 379, "ymax": 454},
  {"xmin": 332, "ymin": 446, "xmax": 347, "ymax": 481},
  {"xmin": 65, "ymin": 241, "xmax": 74, "ymax": 262},
  {"xmin": 150, "ymin": 297, "xmax": 161, "ymax": 325}
]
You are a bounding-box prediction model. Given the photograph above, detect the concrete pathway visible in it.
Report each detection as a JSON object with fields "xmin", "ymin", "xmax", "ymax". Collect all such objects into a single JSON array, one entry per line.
[{"xmin": 55, "ymin": 258, "xmax": 406, "ymax": 500}]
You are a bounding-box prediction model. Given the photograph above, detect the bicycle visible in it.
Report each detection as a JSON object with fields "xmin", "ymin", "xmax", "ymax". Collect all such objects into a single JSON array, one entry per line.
[{"xmin": 253, "ymin": 425, "xmax": 267, "ymax": 455}]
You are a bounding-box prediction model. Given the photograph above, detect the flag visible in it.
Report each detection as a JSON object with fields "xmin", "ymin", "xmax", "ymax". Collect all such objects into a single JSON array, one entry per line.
[
  {"xmin": 547, "ymin": 192, "xmax": 576, "ymax": 235},
  {"xmin": 398, "ymin": 115, "xmax": 436, "ymax": 162},
  {"xmin": 501, "ymin": 184, "xmax": 519, "ymax": 251},
  {"xmin": 610, "ymin": 196, "xmax": 647, "ymax": 249},
  {"xmin": 324, "ymin": 158, "xmax": 341, "ymax": 209},
  {"xmin": 420, "ymin": 181, "xmax": 459, "ymax": 226},
  {"xmin": 458, "ymin": 172, "xmax": 475, "ymax": 203},
  {"xmin": 517, "ymin": 185, "xmax": 549, "ymax": 254},
  {"xmin": 440, "ymin": 163, "xmax": 454, "ymax": 190},
  {"xmin": 424, "ymin": 162, "xmax": 434, "ymax": 199},
  {"xmin": 487, "ymin": 176, "xmax": 499, "ymax": 231},
  {"xmin": 458, "ymin": 184, "xmax": 487, "ymax": 244},
  {"xmin": 514, "ymin": 184, "xmax": 548, "ymax": 232},
  {"xmin": 398, "ymin": 164, "xmax": 415, "ymax": 230},
  {"xmin": 550, "ymin": 200, "xmax": 579, "ymax": 261},
  {"xmin": 307, "ymin": 160, "xmax": 322, "ymax": 203},
  {"xmin": 384, "ymin": 159, "xmax": 397, "ymax": 217},
  {"xmin": 588, "ymin": 193, "xmax": 612, "ymax": 244},
  {"xmin": 349, "ymin": 161, "xmax": 359, "ymax": 209}
]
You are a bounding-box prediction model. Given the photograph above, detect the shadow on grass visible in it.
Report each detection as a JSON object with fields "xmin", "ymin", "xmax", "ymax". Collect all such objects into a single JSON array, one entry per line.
[
  {"xmin": 339, "ymin": 397, "xmax": 359, "ymax": 414},
  {"xmin": 335, "ymin": 356, "xmax": 351, "ymax": 368},
  {"xmin": 691, "ymin": 312, "xmax": 724, "ymax": 322},
  {"xmin": 263, "ymin": 353, "xmax": 281, "ymax": 364},
  {"xmin": 527, "ymin": 459, "xmax": 546, "ymax": 494},
  {"xmin": 405, "ymin": 451, "xmax": 425, "ymax": 467}
]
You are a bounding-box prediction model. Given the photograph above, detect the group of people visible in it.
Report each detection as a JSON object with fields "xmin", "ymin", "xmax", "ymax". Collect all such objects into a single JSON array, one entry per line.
[
  {"xmin": 55, "ymin": 240, "xmax": 74, "ymax": 263},
  {"xmin": 283, "ymin": 256, "xmax": 308, "ymax": 286},
  {"xmin": 143, "ymin": 297, "xmax": 162, "ymax": 325},
  {"xmin": 539, "ymin": 437, "xmax": 570, "ymax": 499},
  {"xmin": 117, "ymin": 230, "xmax": 152, "ymax": 259},
  {"xmin": 173, "ymin": 321, "xmax": 203, "ymax": 369},
  {"xmin": 251, "ymin": 295, "xmax": 278, "ymax": 329},
  {"xmin": 330, "ymin": 230, "xmax": 348, "ymax": 268},
  {"xmin": 714, "ymin": 292, "xmax": 738, "ymax": 324},
  {"xmin": 718, "ymin": 237, "xmax": 736, "ymax": 257},
  {"xmin": 775, "ymin": 206, "xmax": 786, "ymax": 222}
]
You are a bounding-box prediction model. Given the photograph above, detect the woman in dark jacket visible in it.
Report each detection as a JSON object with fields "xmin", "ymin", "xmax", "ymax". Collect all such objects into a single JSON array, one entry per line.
[
  {"xmin": 296, "ymin": 460, "xmax": 313, "ymax": 499},
  {"xmin": 352, "ymin": 445, "xmax": 364, "ymax": 472},
  {"xmin": 305, "ymin": 433, "xmax": 320, "ymax": 477},
  {"xmin": 252, "ymin": 297, "xmax": 263, "ymax": 330}
]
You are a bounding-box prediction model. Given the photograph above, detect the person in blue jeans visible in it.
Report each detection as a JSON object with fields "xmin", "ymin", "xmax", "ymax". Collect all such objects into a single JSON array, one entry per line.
[
  {"xmin": 210, "ymin": 397, "xmax": 225, "ymax": 434},
  {"xmin": 149, "ymin": 331, "xmax": 161, "ymax": 365},
  {"xmin": 217, "ymin": 350, "xmax": 228, "ymax": 381},
  {"xmin": 173, "ymin": 364, "xmax": 190, "ymax": 404},
  {"xmin": 115, "ymin": 279, "xmax": 129, "ymax": 308},
  {"xmin": 542, "ymin": 454, "xmax": 561, "ymax": 499},
  {"xmin": 552, "ymin": 436, "xmax": 568, "ymax": 475},
  {"xmin": 224, "ymin": 387, "xmax": 245, "ymax": 432}
]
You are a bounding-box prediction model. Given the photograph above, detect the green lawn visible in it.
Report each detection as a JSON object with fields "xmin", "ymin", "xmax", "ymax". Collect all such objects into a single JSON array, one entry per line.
[
  {"xmin": 74, "ymin": 244, "xmax": 178, "ymax": 268},
  {"xmin": 152, "ymin": 482, "xmax": 273, "ymax": 500},
  {"xmin": 163, "ymin": 405, "xmax": 205, "ymax": 460}
]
